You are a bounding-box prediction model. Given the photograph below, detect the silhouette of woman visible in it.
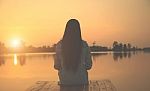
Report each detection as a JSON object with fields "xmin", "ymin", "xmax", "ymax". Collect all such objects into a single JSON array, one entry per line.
[{"xmin": 54, "ymin": 19, "xmax": 92, "ymax": 85}]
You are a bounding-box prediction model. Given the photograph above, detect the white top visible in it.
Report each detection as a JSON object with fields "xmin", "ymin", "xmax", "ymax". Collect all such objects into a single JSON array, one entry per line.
[{"xmin": 54, "ymin": 40, "xmax": 92, "ymax": 85}]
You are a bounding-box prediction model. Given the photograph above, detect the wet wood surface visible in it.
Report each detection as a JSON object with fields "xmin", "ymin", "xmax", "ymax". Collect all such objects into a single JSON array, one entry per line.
[{"xmin": 26, "ymin": 80, "xmax": 117, "ymax": 91}]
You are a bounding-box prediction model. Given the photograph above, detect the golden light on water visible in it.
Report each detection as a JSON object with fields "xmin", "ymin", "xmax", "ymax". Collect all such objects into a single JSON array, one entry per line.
[{"xmin": 14, "ymin": 54, "xmax": 18, "ymax": 65}]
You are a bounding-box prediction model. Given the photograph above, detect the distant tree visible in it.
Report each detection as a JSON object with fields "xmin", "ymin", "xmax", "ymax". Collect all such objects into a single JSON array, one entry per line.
[
  {"xmin": 113, "ymin": 41, "xmax": 119, "ymax": 51},
  {"xmin": 113, "ymin": 41, "xmax": 118, "ymax": 48},
  {"xmin": 119, "ymin": 43, "xmax": 123, "ymax": 51},
  {"xmin": 52, "ymin": 44, "xmax": 57, "ymax": 48},
  {"xmin": 0, "ymin": 42, "xmax": 6, "ymax": 53},
  {"xmin": 0, "ymin": 42, "xmax": 2, "ymax": 53},
  {"xmin": 92, "ymin": 41, "xmax": 96, "ymax": 47},
  {"xmin": 47, "ymin": 46, "xmax": 50, "ymax": 48},
  {"xmin": 42, "ymin": 45, "xmax": 46, "ymax": 49},
  {"xmin": 123, "ymin": 44, "xmax": 127, "ymax": 51},
  {"xmin": 127, "ymin": 43, "xmax": 131, "ymax": 51},
  {"xmin": 132, "ymin": 46, "xmax": 136, "ymax": 51}
]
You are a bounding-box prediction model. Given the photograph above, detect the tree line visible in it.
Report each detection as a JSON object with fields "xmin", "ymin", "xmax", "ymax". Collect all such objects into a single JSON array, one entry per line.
[
  {"xmin": 0, "ymin": 41, "xmax": 149, "ymax": 53},
  {"xmin": 112, "ymin": 41, "xmax": 140, "ymax": 52}
]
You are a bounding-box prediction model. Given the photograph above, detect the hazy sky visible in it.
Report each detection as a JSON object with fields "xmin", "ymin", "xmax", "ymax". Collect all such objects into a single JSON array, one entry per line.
[{"xmin": 0, "ymin": 0, "xmax": 150, "ymax": 47}]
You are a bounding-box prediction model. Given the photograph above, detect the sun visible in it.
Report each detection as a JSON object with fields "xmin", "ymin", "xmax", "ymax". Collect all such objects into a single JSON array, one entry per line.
[{"xmin": 12, "ymin": 39, "xmax": 21, "ymax": 48}]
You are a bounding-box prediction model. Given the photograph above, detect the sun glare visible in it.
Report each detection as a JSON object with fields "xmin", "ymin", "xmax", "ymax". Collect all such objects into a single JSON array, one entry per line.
[{"xmin": 12, "ymin": 39, "xmax": 21, "ymax": 48}]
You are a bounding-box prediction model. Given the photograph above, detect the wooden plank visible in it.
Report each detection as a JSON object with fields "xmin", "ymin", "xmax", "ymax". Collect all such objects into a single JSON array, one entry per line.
[{"xmin": 26, "ymin": 80, "xmax": 117, "ymax": 91}]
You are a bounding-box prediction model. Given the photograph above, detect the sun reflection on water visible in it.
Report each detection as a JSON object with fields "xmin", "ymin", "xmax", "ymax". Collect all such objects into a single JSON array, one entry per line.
[{"xmin": 14, "ymin": 54, "xmax": 18, "ymax": 65}]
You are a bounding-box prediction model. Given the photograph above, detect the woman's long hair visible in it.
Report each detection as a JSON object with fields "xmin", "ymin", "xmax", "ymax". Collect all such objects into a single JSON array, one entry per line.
[{"xmin": 62, "ymin": 19, "xmax": 82, "ymax": 72}]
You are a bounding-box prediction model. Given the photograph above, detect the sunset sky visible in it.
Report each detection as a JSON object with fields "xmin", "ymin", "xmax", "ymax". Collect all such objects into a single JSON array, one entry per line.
[{"xmin": 0, "ymin": 0, "xmax": 150, "ymax": 47}]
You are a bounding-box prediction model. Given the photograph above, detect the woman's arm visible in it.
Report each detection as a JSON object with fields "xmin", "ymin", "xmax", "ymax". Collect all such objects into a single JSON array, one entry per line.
[
  {"xmin": 85, "ymin": 42, "xmax": 92, "ymax": 70},
  {"xmin": 54, "ymin": 42, "xmax": 62, "ymax": 70}
]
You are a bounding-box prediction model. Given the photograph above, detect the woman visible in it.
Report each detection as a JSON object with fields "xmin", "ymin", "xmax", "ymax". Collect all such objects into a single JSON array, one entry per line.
[{"xmin": 54, "ymin": 19, "xmax": 92, "ymax": 85}]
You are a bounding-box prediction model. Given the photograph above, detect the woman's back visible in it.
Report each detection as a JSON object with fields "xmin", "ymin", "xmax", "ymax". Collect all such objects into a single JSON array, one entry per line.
[
  {"xmin": 54, "ymin": 40, "xmax": 92, "ymax": 85},
  {"xmin": 54, "ymin": 19, "xmax": 92, "ymax": 85}
]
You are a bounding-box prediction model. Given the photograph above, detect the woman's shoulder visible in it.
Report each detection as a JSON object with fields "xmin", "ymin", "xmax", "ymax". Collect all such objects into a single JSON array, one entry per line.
[
  {"xmin": 57, "ymin": 40, "xmax": 62, "ymax": 45},
  {"xmin": 56, "ymin": 40, "xmax": 62, "ymax": 49},
  {"xmin": 82, "ymin": 40, "xmax": 89, "ymax": 47}
]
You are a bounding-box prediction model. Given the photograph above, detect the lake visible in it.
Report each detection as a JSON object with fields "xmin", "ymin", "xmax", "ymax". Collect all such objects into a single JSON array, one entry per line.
[{"xmin": 0, "ymin": 52, "xmax": 150, "ymax": 91}]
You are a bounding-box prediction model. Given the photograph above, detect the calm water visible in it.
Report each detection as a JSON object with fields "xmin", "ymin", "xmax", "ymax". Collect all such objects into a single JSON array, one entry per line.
[{"xmin": 0, "ymin": 52, "xmax": 150, "ymax": 91}]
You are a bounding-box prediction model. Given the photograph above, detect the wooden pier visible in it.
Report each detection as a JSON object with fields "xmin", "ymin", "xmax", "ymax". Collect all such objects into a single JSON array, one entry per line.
[{"xmin": 26, "ymin": 80, "xmax": 117, "ymax": 91}]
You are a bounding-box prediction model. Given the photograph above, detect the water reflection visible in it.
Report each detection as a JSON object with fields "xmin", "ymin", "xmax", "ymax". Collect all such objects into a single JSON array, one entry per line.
[
  {"xmin": 12, "ymin": 54, "xmax": 26, "ymax": 66},
  {"xmin": 4, "ymin": 53, "xmax": 52, "ymax": 66},
  {"xmin": 14, "ymin": 54, "xmax": 18, "ymax": 65},
  {"xmin": 0, "ymin": 52, "xmax": 150, "ymax": 91},
  {"xmin": 0, "ymin": 52, "xmax": 147, "ymax": 67},
  {"xmin": 113, "ymin": 52, "xmax": 132, "ymax": 61},
  {"xmin": 92, "ymin": 52, "xmax": 108, "ymax": 61},
  {"xmin": 18, "ymin": 55, "xmax": 26, "ymax": 66},
  {"xmin": 92, "ymin": 52, "xmax": 139, "ymax": 62},
  {"xmin": 112, "ymin": 51, "xmax": 143, "ymax": 61}
]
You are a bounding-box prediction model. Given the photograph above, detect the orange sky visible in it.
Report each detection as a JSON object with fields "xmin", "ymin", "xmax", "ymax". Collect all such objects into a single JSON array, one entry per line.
[{"xmin": 0, "ymin": 0, "xmax": 150, "ymax": 47}]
